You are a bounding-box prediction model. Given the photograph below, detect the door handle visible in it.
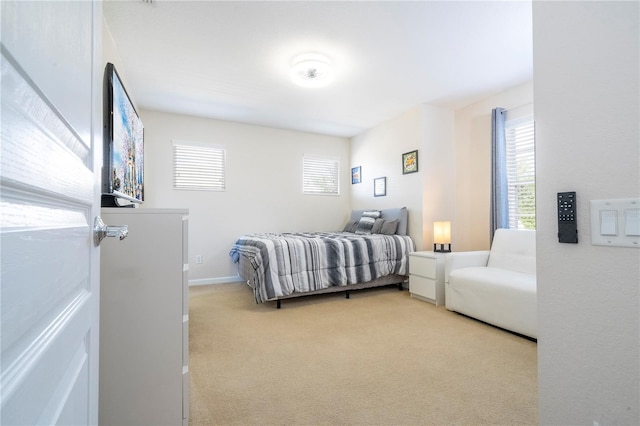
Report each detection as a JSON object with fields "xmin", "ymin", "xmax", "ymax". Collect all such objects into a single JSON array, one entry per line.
[{"xmin": 94, "ymin": 216, "xmax": 128, "ymax": 247}]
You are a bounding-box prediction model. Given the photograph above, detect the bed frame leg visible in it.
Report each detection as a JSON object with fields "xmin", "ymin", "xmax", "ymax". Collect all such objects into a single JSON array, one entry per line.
[
  {"xmin": 276, "ymin": 300, "xmax": 281, "ymax": 309},
  {"xmin": 345, "ymin": 291, "xmax": 350, "ymax": 299},
  {"xmin": 398, "ymin": 283, "xmax": 403, "ymax": 291}
]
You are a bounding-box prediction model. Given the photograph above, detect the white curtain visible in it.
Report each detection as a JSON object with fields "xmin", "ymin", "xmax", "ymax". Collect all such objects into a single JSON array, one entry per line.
[{"xmin": 490, "ymin": 107, "xmax": 508, "ymax": 243}]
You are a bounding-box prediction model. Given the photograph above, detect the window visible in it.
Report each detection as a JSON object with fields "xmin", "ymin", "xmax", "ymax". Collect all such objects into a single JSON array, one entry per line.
[
  {"xmin": 505, "ymin": 118, "xmax": 535, "ymax": 229},
  {"xmin": 302, "ymin": 156, "xmax": 340, "ymax": 195},
  {"xmin": 173, "ymin": 141, "xmax": 225, "ymax": 191}
]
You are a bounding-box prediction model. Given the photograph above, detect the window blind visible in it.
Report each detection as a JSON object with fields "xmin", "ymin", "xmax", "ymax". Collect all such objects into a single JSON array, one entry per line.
[
  {"xmin": 173, "ymin": 142, "xmax": 225, "ymax": 191},
  {"xmin": 505, "ymin": 120, "xmax": 535, "ymax": 229},
  {"xmin": 303, "ymin": 156, "xmax": 340, "ymax": 195}
]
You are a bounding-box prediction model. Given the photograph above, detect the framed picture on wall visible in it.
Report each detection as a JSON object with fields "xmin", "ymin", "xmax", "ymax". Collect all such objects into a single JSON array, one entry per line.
[
  {"xmin": 402, "ymin": 150, "xmax": 418, "ymax": 174},
  {"xmin": 351, "ymin": 166, "xmax": 361, "ymax": 184},
  {"xmin": 374, "ymin": 177, "xmax": 386, "ymax": 197}
]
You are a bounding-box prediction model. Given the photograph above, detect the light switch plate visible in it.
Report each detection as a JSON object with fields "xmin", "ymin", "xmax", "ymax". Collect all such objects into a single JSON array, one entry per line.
[{"xmin": 590, "ymin": 198, "xmax": 640, "ymax": 248}]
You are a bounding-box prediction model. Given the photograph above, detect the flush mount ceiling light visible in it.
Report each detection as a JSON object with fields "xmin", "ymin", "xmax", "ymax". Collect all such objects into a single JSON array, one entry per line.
[{"xmin": 290, "ymin": 53, "xmax": 334, "ymax": 88}]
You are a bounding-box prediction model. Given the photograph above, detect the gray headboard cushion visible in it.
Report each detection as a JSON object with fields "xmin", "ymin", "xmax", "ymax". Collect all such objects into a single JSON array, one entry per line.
[{"xmin": 349, "ymin": 207, "xmax": 408, "ymax": 235}]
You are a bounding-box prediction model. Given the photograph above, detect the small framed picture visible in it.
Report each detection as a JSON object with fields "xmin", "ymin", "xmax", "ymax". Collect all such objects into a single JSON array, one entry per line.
[
  {"xmin": 351, "ymin": 166, "xmax": 362, "ymax": 184},
  {"xmin": 402, "ymin": 150, "xmax": 419, "ymax": 174},
  {"xmin": 374, "ymin": 177, "xmax": 386, "ymax": 197}
]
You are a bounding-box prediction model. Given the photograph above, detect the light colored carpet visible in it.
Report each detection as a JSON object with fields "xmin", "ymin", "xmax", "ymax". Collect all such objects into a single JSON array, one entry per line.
[{"xmin": 188, "ymin": 283, "xmax": 538, "ymax": 426}]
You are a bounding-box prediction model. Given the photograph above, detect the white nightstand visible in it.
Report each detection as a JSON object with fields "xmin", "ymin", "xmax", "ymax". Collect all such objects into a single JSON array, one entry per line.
[{"xmin": 409, "ymin": 251, "xmax": 445, "ymax": 306}]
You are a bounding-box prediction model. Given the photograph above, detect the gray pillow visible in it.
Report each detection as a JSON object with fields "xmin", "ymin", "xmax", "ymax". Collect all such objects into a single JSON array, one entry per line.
[
  {"xmin": 380, "ymin": 219, "xmax": 398, "ymax": 235},
  {"xmin": 371, "ymin": 218, "xmax": 385, "ymax": 234},
  {"xmin": 343, "ymin": 219, "xmax": 358, "ymax": 233}
]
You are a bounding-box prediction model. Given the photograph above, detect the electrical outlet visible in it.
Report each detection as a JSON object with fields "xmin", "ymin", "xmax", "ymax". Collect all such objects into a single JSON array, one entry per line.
[{"xmin": 195, "ymin": 255, "xmax": 203, "ymax": 264}]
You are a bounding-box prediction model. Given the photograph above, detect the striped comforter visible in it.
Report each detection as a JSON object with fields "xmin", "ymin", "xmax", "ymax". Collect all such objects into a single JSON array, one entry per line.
[{"xmin": 229, "ymin": 232, "xmax": 415, "ymax": 303}]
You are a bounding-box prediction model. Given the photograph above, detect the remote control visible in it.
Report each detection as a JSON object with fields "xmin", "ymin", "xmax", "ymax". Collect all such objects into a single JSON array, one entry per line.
[{"xmin": 557, "ymin": 191, "xmax": 578, "ymax": 243}]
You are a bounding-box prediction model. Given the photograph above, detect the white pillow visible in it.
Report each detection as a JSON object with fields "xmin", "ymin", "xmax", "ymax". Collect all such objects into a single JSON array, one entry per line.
[{"xmin": 355, "ymin": 210, "xmax": 381, "ymax": 234}]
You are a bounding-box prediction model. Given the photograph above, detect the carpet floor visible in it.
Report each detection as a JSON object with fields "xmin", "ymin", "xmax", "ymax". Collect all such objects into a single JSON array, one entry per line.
[{"xmin": 188, "ymin": 283, "xmax": 538, "ymax": 425}]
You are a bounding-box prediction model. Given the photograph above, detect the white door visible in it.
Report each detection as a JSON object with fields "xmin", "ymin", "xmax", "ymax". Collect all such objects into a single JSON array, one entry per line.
[{"xmin": 1, "ymin": 1, "xmax": 103, "ymax": 424}]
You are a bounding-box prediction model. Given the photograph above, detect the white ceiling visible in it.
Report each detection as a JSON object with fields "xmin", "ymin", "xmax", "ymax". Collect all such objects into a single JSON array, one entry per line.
[{"xmin": 104, "ymin": 1, "xmax": 532, "ymax": 138}]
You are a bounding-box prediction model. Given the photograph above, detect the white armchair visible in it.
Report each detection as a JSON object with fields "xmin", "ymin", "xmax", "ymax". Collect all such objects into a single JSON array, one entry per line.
[{"xmin": 444, "ymin": 229, "xmax": 537, "ymax": 339}]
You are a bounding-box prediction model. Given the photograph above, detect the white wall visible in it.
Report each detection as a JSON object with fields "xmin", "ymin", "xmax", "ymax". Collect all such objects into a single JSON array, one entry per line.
[
  {"xmin": 533, "ymin": 2, "xmax": 639, "ymax": 424},
  {"xmin": 139, "ymin": 110, "xmax": 351, "ymax": 282},
  {"xmin": 102, "ymin": 20, "xmax": 134, "ymax": 108},
  {"xmin": 421, "ymin": 104, "xmax": 456, "ymax": 250},
  {"xmin": 351, "ymin": 104, "xmax": 455, "ymax": 250},
  {"xmin": 454, "ymin": 82, "xmax": 533, "ymax": 251}
]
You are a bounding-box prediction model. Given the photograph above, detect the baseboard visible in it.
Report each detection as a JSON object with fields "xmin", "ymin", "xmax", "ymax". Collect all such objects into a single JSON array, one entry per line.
[
  {"xmin": 189, "ymin": 276, "xmax": 407, "ymax": 287},
  {"xmin": 188, "ymin": 276, "xmax": 244, "ymax": 286}
]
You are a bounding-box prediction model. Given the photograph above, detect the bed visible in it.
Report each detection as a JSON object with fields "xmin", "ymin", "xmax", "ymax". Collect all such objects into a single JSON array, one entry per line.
[{"xmin": 229, "ymin": 207, "xmax": 415, "ymax": 308}]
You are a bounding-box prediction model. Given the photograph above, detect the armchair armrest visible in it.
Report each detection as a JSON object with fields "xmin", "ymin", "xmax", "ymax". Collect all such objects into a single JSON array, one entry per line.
[{"xmin": 444, "ymin": 251, "xmax": 491, "ymax": 283}]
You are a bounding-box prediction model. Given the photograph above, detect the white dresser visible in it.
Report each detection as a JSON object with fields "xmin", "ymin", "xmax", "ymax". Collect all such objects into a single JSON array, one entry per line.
[
  {"xmin": 409, "ymin": 251, "xmax": 445, "ymax": 306},
  {"xmin": 99, "ymin": 208, "xmax": 189, "ymax": 426}
]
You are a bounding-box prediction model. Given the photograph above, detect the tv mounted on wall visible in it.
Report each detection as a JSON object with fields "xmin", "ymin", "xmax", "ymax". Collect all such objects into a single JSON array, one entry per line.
[{"xmin": 102, "ymin": 62, "xmax": 144, "ymax": 207}]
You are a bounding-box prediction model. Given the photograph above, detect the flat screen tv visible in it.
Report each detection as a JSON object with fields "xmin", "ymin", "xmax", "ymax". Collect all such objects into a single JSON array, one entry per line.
[{"xmin": 102, "ymin": 62, "xmax": 144, "ymax": 207}]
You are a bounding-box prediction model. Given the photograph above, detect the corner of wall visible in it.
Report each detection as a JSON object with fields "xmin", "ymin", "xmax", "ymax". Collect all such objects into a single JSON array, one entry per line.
[{"xmin": 452, "ymin": 82, "xmax": 533, "ymax": 251}]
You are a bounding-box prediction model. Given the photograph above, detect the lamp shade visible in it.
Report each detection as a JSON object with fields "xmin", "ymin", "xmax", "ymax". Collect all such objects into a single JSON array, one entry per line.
[{"xmin": 433, "ymin": 221, "xmax": 451, "ymax": 244}]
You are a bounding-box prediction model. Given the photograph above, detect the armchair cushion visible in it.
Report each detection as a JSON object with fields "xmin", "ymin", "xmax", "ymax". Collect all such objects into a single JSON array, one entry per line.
[
  {"xmin": 487, "ymin": 229, "xmax": 536, "ymax": 275},
  {"xmin": 444, "ymin": 250, "xmax": 490, "ymax": 282}
]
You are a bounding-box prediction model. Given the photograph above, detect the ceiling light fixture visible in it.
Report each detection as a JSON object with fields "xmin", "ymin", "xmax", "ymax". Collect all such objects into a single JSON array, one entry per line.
[{"xmin": 290, "ymin": 53, "xmax": 334, "ymax": 88}]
